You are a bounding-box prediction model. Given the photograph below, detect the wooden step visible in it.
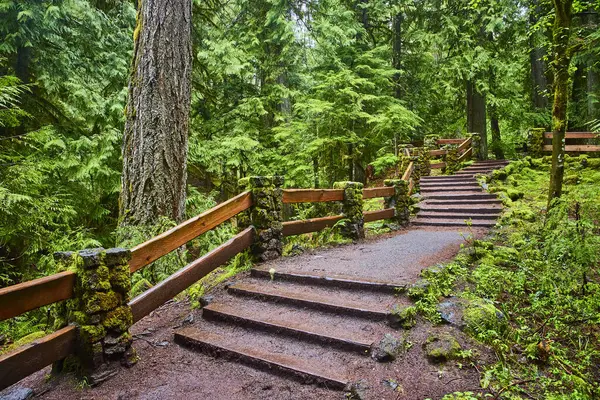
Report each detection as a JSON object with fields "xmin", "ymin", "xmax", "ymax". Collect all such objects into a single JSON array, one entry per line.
[
  {"xmin": 420, "ymin": 182, "xmax": 481, "ymax": 189},
  {"xmin": 417, "ymin": 206, "xmax": 502, "ymax": 214},
  {"xmin": 174, "ymin": 328, "xmax": 349, "ymax": 390},
  {"xmin": 421, "ymin": 198, "xmax": 502, "ymax": 206},
  {"xmin": 228, "ymin": 283, "xmax": 389, "ymax": 320},
  {"xmin": 251, "ymin": 268, "xmax": 406, "ymax": 293},
  {"xmin": 413, "ymin": 218, "xmax": 497, "ymax": 227},
  {"xmin": 202, "ymin": 303, "xmax": 373, "ymax": 353},
  {"xmin": 424, "ymin": 193, "xmax": 498, "ymax": 200},
  {"xmin": 417, "ymin": 212, "xmax": 500, "ymax": 220},
  {"xmin": 420, "ymin": 187, "xmax": 484, "ymax": 193}
]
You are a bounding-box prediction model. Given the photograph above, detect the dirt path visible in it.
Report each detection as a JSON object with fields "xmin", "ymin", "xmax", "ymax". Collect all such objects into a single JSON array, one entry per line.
[{"xmin": 3, "ymin": 226, "xmax": 496, "ymax": 400}]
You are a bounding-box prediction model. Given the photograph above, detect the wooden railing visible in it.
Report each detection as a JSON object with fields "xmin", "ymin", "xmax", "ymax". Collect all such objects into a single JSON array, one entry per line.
[
  {"xmin": 0, "ymin": 163, "xmax": 418, "ymax": 389},
  {"xmin": 424, "ymin": 137, "xmax": 474, "ymax": 170},
  {"xmin": 542, "ymin": 132, "xmax": 600, "ymax": 153}
]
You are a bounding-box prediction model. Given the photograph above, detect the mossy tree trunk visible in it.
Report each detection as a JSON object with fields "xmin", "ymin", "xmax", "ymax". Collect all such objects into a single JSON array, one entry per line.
[
  {"xmin": 467, "ymin": 80, "xmax": 488, "ymax": 160},
  {"xmin": 120, "ymin": 0, "xmax": 193, "ymax": 226},
  {"xmin": 548, "ymin": 0, "xmax": 573, "ymax": 207}
]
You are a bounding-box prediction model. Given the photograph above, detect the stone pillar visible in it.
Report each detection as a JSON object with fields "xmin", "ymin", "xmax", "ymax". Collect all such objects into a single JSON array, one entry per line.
[
  {"xmin": 528, "ymin": 128, "xmax": 544, "ymax": 157},
  {"xmin": 411, "ymin": 157, "xmax": 421, "ymax": 192},
  {"xmin": 239, "ymin": 176, "xmax": 284, "ymax": 262},
  {"xmin": 384, "ymin": 179, "xmax": 410, "ymax": 227},
  {"xmin": 468, "ymin": 133, "xmax": 481, "ymax": 160},
  {"xmin": 444, "ymin": 147, "xmax": 460, "ymax": 175},
  {"xmin": 53, "ymin": 248, "xmax": 136, "ymax": 385},
  {"xmin": 417, "ymin": 148, "xmax": 431, "ymax": 177},
  {"xmin": 332, "ymin": 181, "xmax": 364, "ymax": 240},
  {"xmin": 424, "ymin": 134, "xmax": 440, "ymax": 149}
]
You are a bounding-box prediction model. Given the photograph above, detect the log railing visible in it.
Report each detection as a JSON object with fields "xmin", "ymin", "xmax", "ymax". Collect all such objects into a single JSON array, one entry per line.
[
  {"xmin": 0, "ymin": 161, "xmax": 419, "ymax": 388},
  {"xmin": 541, "ymin": 132, "xmax": 600, "ymax": 153}
]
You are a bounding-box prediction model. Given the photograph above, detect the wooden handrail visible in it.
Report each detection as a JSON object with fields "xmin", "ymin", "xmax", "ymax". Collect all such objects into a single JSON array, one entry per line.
[
  {"xmin": 544, "ymin": 132, "xmax": 598, "ymax": 139},
  {"xmin": 129, "ymin": 227, "xmax": 254, "ymax": 323},
  {"xmin": 282, "ymin": 189, "xmax": 344, "ymax": 204},
  {"xmin": 430, "ymin": 162, "xmax": 446, "ymax": 169},
  {"xmin": 542, "ymin": 145, "xmax": 600, "ymax": 152},
  {"xmin": 401, "ymin": 162, "xmax": 414, "ymax": 181},
  {"xmin": 436, "ymin": 139, "xmax": 464, "ymax": 145},
  {"xmin": 0, "ymin": 271, "xmax": 76, "ymax": 322},
  {"xmin": 364, "ymin": 208, "xmax": 394, "ymax": 222},
  {"xmin": 0, "ymin": 325, "xmax": 77, "ymax": 390},
  {"xmin": 363, "ymin": 187, "xmax": 394, "ymax": 199},
  {"xmin": 282, "ymin": 215, "xmax": 344, "ymax": 237},
  {"xmin": 129, "ymin": 191, "xmax": 253, "ymax": 272},
  {"xmin": 429, "ymin": 149, "xmax": 447, "ymax": 157},
  {"xmin": 457, "ymin": 137, "xmax": 472, "ymax": 153},
  {"xmin": 458, "ymin": 148, "xmax": 472, "ymax": 163}
]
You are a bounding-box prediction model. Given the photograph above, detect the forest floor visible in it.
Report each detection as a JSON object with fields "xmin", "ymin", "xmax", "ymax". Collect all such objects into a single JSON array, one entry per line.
[{"xmin": 3, "ymin": 226, "xmax": 497, "ymax": 400}]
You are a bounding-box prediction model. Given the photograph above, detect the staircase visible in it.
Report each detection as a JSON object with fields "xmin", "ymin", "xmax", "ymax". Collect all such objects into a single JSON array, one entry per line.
[{"xmin": 413, "ymin": 160, "xmax": 509, "ymax": 227}]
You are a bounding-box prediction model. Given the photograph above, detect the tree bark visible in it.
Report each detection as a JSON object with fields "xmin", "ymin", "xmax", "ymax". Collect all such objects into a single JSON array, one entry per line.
[
  {"xmin": 466, "ymin": 80, "xmax": 488, "ymax": 159},
  {"xmin": 120, "ymin": 0, "xmax": 193, "ymax": 226},
  {"xmin": 548, "ymin": 0, "xmax": 573, "ymax": 207},
  {"xmin": 529, "ymin": 0, "xmax": 549, "ymax": 109},
  {"xmin": 489, "ymin": 104, "xmax": 504, "ymax": 159},
  {"xmin": 584, "ymin": 10, "xmax": 599, "ymax": 120},
  {"xmin": 392, "ymin": 12, "xmax": 403, "ymax": 99}
]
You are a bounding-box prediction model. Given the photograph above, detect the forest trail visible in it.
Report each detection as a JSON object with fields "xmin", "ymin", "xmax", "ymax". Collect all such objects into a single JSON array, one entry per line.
[{"xmin": 13, "ymin": 162, "xmax": 509, "ymax": 400}]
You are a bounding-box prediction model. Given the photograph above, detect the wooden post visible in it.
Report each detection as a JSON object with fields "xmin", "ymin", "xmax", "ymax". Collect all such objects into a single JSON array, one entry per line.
[
  {"xmin": 332, "ymin": 181, "xmax": 365, "ymax": 240},
  {"xmin": 239, "ymin": 176, "xmax": 284, "ymax": 261},
  {"xmin": 384, "ymin": 179, "xmax": 410, "ymax": 227},
  {"xmin": 53, "ymin": 248, "xmax": 136, "ymax": 385}
]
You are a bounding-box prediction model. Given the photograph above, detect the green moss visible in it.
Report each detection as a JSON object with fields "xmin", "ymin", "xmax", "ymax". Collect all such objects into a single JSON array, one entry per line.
[
  {"xmin": 528, "ymin": 128, "xmax": 545, "ymax": 157},
  {"xmin": 463, "ymin": 299, "xmax": 506, "ymax": 336},
  {"xmin": 84, "ymin": 291, "xmax": 121, "ymax": 314},
  {"xmin": 424, "ymin": 333, "xmax": 462, "ymax": 362},
  {"xmin": 1, "ymin": 331, "xmax": 47, "ymax": 355},
  {"xmin": 80, "ymin": 324, "xmax": 106, "ymax": 344},
  {"xmin": 506, "ymin": 189, "xmax": 524, "ymax": 201},
  {"xmin": 388, "ymin": 305, "xmax": 417, "ymax": 329},
  {"xmin": 110, "ymin": 264, "xmax": 132, "ymax": 295},
  {"xmin": 83, "ymin": 264, "xmax": 111, "ymax": 292},
  {"xmin": 103, "ymin": 306, "xmax": 133, "ymax": 333}
]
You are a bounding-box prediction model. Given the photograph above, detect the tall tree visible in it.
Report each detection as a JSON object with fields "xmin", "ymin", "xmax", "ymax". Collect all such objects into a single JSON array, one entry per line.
[
  {"xmin": 120, "ymin": 0, "xmax": 193, "ymax": 226},
  {"xmin": 548, "ymin": 0, "xmax": 573, "ymax": 205}
]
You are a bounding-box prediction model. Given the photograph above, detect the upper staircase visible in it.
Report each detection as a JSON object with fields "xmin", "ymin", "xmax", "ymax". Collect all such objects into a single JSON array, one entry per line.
[{"xmin": 413, "ymin": 160, "xmax": 509, "ymax": 227}]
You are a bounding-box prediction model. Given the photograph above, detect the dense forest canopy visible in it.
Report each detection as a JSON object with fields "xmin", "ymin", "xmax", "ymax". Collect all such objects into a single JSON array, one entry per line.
[{"xmin": 0, "ymin": 0, "xmax": 598, "ymax": 285}]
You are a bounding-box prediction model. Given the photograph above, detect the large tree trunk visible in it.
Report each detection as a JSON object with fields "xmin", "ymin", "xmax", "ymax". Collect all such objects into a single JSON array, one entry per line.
[
  {"xmin": 120, "ymin": 0, "xmax": 193, "ymax": 226},
  {"xmin": 392, "ymin": 12, "xmax": 403, "ymax": 99},
  {"xmin": 548, "ymin": 0, "xmax": 573, "ymax": 206},
  {"xmin": 584, "ymin": 10, "xmax": 599, "ymax": 120},
  {"xmin": 467, "ymin": 80, "xmax": 488, "ymax": 159},
  {"xmin": 489, "ymin": 104, "xmax": 504, "ymax": 159}
]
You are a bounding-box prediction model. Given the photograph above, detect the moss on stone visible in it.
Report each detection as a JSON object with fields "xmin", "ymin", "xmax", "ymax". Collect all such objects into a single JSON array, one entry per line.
[
  {"xmin": 103, "ymin": 306, "xmax": 133, "ymax": 333},
  {"xmin": 84, "ymin": 291, "xmax": 121, "ymax": 315},
  {"xmin": 528, "ymin": 128, "xmax": 545, "ymax": 157},
  {"xmin": 424, "ymin": 333, "xmax": 462, "ymax": 362},
  {"xmin": 83, "ymin": 264, "xmax": 111, "ymax": 292},
  {"xmin": 110, "ymin": 264, "xmax": 132, "ymax": 295},
  {"xmin": 80, "ymin": 324, "xmax": 106, "ymax": 344},
  {"xmin": 388, "ymin": 305, "xmax": 417, "ymax": 329},
  {"xmin": 463, "ymin": 299, "xmax": 507, "ymax": 336},
  {"xmin": 333, "ymin": 181, "xmax": 364, "ymax": 240}
]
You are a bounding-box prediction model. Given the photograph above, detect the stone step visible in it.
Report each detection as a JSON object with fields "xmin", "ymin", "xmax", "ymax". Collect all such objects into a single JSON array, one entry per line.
[
  {"xmin": 228, "ymin": 282, "xmax": 391, "ymax": 320},
  {"xmin": 412, "ymin": 218, "xmax": 497, "ymax": 227},
  {"xmin": 416, "ymin": 212, "xmax": 501, "ymax": 220},
  {"xmin": 251, "ymin": 268, "xmax": 406, "ymax": 293},
  {"xmin": 424, "ymin": 193, "xmax": 498, "ymax": 200},
  {"xmin": 174, "ymin": 327, "xmax": 349, "ymax": 390},
  {"xmin": 202, "ymin": 302, "xmax": 374, "ymax": 353}
]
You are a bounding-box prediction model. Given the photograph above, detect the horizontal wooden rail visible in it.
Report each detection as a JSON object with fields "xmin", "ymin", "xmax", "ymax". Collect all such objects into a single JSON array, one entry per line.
[
  {"xmin": 429, "ymin": 149, "xmax": 447, "ymax": 157},
  {"xmin": 458, "ymin": 148, "xmax": 472, "ymax": 163},
  {"xmin": 130, "ymin": 191, "xmax": 253, "ymax": 273},
  {"xmin": 129, "ymin": 227, "xmax": 254, "ymax": 323},
  {"xmin": 430, "ymin": 162, "xmax": 446, "ymax": 169},
  {"xmin": 0, "ymin": 271, "xmax": 76, "ymax": 322},
  {"xmin": 282, "ymin": 215, "xmax": 344, "ymax": 237},
  {"xmin": 0, "ymin": 325, "xmax": 77, "ymax": 390},
  {"xmin": 437, "ymin": 139, "xmax": 464, "ymax": 145},
  {"xmin": 364, "ymin": 208, "xmax": 394, "ymax": 223},
  {"xmin": 542, "ymin": 145, "xmax": 600, "ymax": 152},
  {"xmin": 282, "ymin": 189, "xmax": 344, "ymax": 204},
  {"xmin": 544, "ymin": 132, "xmax": 598, "ymax": 139},
  {"xmin": 457, "ymin": 137, "xmax": 472, "ymax": 153},
  {"xmin": 363, "ymin": 187, "xmax": 394, "ymax": 199},
  {"xmin": 401, "ymin": 162, "xmax": 415, "ymax": 181}
]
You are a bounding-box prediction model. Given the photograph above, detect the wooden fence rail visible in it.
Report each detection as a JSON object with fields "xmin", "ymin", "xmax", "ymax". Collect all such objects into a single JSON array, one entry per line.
[
  {"xmin": 544, "ymin": 132, "xmax": 598, "ymax": 139},
  {"xmin": 282, "ymin": 189, "xmax": 344, "ymax": 204},
  {"xmin": 130, "ymin": 191, "xmax": 253, "ymax": 272}
]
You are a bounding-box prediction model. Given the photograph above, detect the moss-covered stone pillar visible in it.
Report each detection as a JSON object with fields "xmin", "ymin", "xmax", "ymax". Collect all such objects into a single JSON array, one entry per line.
[
  {"xmin": 53, "ymin": 248, "xmax": 136, "ymax": 385},
  {"xmin": 528, "ymin": 128, "xmax": 545, "ymax": 157},
  {"xmin": 333, "ymin": 181, "xmax": 364, "ymax": 240},
  {"xmin": 384, "ymin": 179, "xmax": 410, "ymax": 227},
  {"xmin": 424, "ymin": 134, "xmax": 440, "ymax": 149},
  {"xmin": 444, "ymin": 147, "xmax": 460, "ymax": 175},
  {"xmin": 417, "ymin": 148, "xmax": 431, "ymax": 177},
  {"xmin": 410, "ymin": 156, "xmax": 421, "ymax": 192},
  {"xmin": 239, "ymin": 176, "xmax": 284, "ymax": 262},
  {"xmin": 468, "ymin": 133, "xmax": 481, "ymax": 160}
]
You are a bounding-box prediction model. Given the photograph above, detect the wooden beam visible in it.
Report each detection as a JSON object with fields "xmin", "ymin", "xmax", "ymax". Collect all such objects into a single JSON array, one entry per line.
[
  {"xmin": 429, "ymin": 149, "xmax": 447, "ymax": 157},
  {"xmin": 0, "ymin": 271, "xmax": 75, "ymax": 322},
  {"xmin": 458, "ymin": 148, "xmax": 472, "ymax": 163},
  {"xmin": 282, "ymin": 215, "xmax": 344, "ymax": 237},
  {"xmin": 0, "ymin": 326, "xmax": 76, "ymax": 390},
  {"xmin": 282, "ymin": 189, "xmax": 344, "ymax": 204},
  {"xmin": 430, "ymin": 162, "xmax": 446, "ymax": 169},
  {"xmin": 363, "ymin": 187, "xmax": 394, "ymax": 199},
  {"xmin": 130, "ymin": 191, "xmax": 253, "ymax": 273},
  {"xmin": 129, "ymin": 227, "xmax": 254, "ymax": 323},
  {"xmin": 363, "ymin": 208, "xmax": 394, "ymax": 223},
  {"xmin": 436, "ymin": 139, "xmax": 464, "ymax": 145},
  {"xmin": 544, "ymin": 132, "xmax": 599, "ymax": 139},
  {"xmin": 408, "ymin": 178, "xmax": 414, "ymax": 195},
  {"xmin": 401, "ymin": 162, "xmax": 414, "ymax": 181},
  {"xmin": 542, "ymin": 145, "xmax": 600, "ymax": 152}
]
